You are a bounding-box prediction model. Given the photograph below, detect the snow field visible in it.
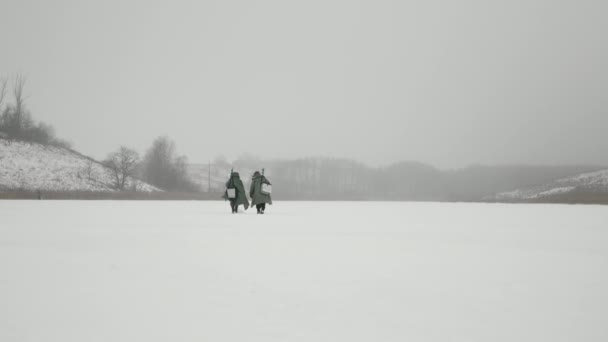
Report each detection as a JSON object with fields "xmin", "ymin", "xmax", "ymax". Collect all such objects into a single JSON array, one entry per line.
[{"xmin": 1, "ymin": 201, "xmax": 607, "ymax": 341}]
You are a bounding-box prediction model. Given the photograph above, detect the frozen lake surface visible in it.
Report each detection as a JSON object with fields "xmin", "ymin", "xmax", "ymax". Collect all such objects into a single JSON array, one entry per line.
[{"xmin": 1, "ymin": 201, "xmax": 607, "ymax": 341}]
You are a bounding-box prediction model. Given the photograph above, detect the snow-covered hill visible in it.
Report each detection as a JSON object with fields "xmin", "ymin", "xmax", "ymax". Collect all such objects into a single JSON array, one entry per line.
[
  {"xmin": 0, "ymin": 139, "xmax": 159, "ymax": 192},
  {"xmin": 495, "ymin": 168, "xmax": 608, "ymax": 200}
]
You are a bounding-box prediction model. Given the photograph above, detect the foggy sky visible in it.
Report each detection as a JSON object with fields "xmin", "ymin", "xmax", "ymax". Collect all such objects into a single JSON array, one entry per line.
[{"xmin": 1, "ymin": 0, "xmax": 606, "ymax": 168}]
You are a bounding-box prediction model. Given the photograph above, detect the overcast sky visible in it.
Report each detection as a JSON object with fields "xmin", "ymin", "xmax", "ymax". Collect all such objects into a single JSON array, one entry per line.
[{"xmin": 1, "ymin": 0, "xmax": 606, "ymax": 168}]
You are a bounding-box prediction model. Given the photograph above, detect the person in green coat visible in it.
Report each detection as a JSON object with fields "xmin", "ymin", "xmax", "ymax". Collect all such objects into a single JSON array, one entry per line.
[
  {"xmin": 250, "ymin": 170, "xmax": 272, "ymax": 214},
  {"xmin": 223, "ymin": 172, "xmax": 250, "ymax": 213}
]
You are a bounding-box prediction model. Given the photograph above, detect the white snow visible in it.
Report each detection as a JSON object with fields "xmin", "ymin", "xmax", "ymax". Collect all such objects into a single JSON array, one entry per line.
[
  {"xmin": 557, "ymin": 169, "xmax": 608, "ymax": 188},
  {"xmin": 495, "ymin": 168, "xmax": 608, "ymax": 200},
  {"xmin": 1, "ymin": 201, "xmax": 608, "ymax": 341},
  {"xmin": 494, "ymin": 188, "xmax": 531, "ymax": 200},
  {"xmin": 0, "ymin": 139, "xmax": 159, "ymax": 192},
  {"xmin": 536, "ymin": 186, "xmax": 577, "ymax": 198},
  {"xmin": 496, "ymin": 186, "xmax": 578, "ymax": 200}
]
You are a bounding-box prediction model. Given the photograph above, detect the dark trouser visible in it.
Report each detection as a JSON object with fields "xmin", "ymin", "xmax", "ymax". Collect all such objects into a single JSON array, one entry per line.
[
  {"xmin": 256, "ymin": 203, "xmax": 266, "ymax": 213},
  {"xmin": 229, "ymin": 200, "xmax": 237, "ymax": 213}
]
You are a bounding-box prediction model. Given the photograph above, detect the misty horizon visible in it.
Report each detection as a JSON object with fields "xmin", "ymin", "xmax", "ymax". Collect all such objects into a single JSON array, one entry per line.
[{"xmin": 1, "ymin": 0, "xmax": 606, "ymax": 169}]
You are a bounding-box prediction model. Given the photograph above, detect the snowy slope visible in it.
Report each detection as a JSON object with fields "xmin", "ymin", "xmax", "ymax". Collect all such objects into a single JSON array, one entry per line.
[
  {"xmin": 495, "ymin": 168, "xmax": 608, "ymax": 200},
  {"xmin": 1, "ymin": 201, "xmax": 608, "ymax": 341},
  {"xmin": 0, "ymin": 139, "xmax": 159, "ymax": 192}
]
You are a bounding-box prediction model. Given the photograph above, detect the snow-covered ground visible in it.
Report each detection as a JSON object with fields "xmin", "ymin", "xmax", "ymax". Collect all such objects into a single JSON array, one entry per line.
[
  {"xmin": 1, "ymin": 201, "xmax": 607, "ymax": 341},
  {"xmin": 0, "ymin": 139, "xmax": 158, "ymax": 192},
  {"xmin": 495, "ymin": 168, "xmax": 608, "ymax": 200}
]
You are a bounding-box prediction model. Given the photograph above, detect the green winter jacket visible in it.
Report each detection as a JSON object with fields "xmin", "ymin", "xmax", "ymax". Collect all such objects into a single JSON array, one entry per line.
[
  {"xmin": 250, "ymin": 173, "xmax": 272, "ymax": 206},
  {"xmin": 223, "ymin": 172, "xmax": 250, "ymax": 209}
]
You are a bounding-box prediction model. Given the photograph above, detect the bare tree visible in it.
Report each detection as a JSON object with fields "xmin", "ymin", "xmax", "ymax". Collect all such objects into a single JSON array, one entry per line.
[
  {"xmin": 0, "ymin": 78, "xmax": 7, "ymax": 111},
  {"xmin": 1, "ymin": 74, "xmax": 33, "ymax": 140},
  {"xmin": 0, "ymin": 75, "xmax": 64, "ymax": 146},
  {"xmin": 13, "ymin": 74, "xmax": 26, "ymax": 118},
  {"xmin": 10, "ymin": 74, "xmax": 31, "ymax": 136},
  {"xmin": 84, "ymin": 159, "xmax": 95, "ymax": 180},
  {"xmin": 142, "ymin": 136, "xmax": 197, "ymax": 191},
  {"xmin": 0, "ymin": 78, "xmax": 7, "ymax": 139},
  {"xmin": 105, "ymin": 147, "xmax": 140, "ymax": 190}
]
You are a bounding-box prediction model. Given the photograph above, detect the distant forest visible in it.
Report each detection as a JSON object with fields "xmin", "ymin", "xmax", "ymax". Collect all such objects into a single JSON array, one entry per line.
[
  {"xmin": 228, "ymin": 157, "xmax": 602, "ymax": 201},
  {"xmin": 1, "ymin": 74, "xmax": 602, "ymax": 200}
]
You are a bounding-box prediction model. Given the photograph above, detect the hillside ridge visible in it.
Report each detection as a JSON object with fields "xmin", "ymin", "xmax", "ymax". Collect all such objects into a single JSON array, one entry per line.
[{"xmin": 0, "ymin": 139, "xmax": 159, "ymax": 192}]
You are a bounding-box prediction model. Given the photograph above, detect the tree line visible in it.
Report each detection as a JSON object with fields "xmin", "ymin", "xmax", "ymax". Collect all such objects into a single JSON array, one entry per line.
[
  {"xmin": 105, "ymin": 137, "xmax": 198, "ymax": 192},
  {"xmin": 2, "ymin": 74, "xmax": 600, "ymax": 198},
  {"xmin": 229, "ymin": 157, "xmax": 601, "ymax": 201},
  {"xmin": 0, "ymin": 75, "xmax": 70, "ymax": 148}
]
